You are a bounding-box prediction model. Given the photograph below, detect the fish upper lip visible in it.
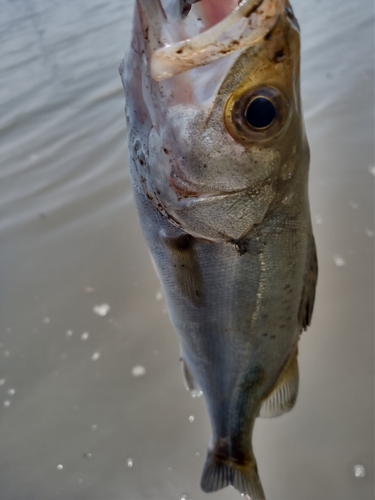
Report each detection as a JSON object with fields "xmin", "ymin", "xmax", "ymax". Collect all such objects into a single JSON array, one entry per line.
[{"xmin": 150, "ymin": 0, "xmax": 286, "ymax": 81}]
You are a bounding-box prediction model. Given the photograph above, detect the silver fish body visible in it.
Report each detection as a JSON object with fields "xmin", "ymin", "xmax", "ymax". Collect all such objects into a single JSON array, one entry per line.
[{"xmin": 120, "ymin": 1, "xmax": 317, "ymax": 498}]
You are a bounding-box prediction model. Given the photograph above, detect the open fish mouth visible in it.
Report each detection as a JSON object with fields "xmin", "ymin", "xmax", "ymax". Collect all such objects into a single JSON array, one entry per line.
[{"xmin": 139, "ymin": 0, "xmax": 286, "ymax": 80}]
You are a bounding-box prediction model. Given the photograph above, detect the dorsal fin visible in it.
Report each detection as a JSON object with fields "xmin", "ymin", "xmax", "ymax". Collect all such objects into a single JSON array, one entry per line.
[
  {"xmin": 259, "ymin": 347, "xmax": 299, "ymax": 418},
  {"xmin": 299, "ymin": 234, "xmax": 318, "ymax": 330}
]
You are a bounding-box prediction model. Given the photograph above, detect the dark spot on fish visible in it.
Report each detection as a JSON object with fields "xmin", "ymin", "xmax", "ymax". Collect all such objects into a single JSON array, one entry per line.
[
  {"xmin": 232, "ymin": 239, "xmax": 248, "ymax": 256},
  {"xmin": 262, "ymin": 313, "xmax": 268, "ymax": 319},
  {"xmin": 176, "ymin": 48, "xmax": 184, "ymax": 54},
  {"xmin": 279, "ymin": 325, "xmax": 286, "ymax": 329},
  {"xmin": 146, "ymin": 193, "xmax": 153, "ymax": 201},
  {"xmin": 163, "ymin": 148, "xmax": 169, "ymax": 154},
  {"xmin": 282, "ymin": 299, "xmax": 289, "ymax": 304},
  {"xmin": 274, "ymin": 49, "xmax": 285, "ymax": 62},
  {"xmin": 286, "ymin": 316, "xmax": 292, "ymax": 321},
  {"xmin": 203, "ymin": 164, "xmax": 207, "ymax": 168},
  {"xmin": 139, "ymin": 158, "xmax": 144, "ymax": 165},
  {"xmin": 284, "ymin": 284, "xmax": 291, "ymax": 289},
  {"xmin": 262, "ymin": 333, "xmax": 268, "ymax": 337},
  {"xmin": 270, "ymin": 335, "xmax": 275, "ymax": 339}
]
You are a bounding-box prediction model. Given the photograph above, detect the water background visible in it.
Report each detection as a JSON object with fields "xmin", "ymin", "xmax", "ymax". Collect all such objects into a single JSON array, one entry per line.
[{"xmin": 0, "ymin": 0, "xmax": 373, "ymax": 498}]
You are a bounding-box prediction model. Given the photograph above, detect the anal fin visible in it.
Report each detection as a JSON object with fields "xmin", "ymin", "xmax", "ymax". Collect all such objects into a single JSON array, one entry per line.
[
  {"xmin": 259, "ymin": 348, "xmax": 299, "ymax": 418},
  {"xmin": 180, "ymin": 357, "xmax": 203, "ymax": 398}
]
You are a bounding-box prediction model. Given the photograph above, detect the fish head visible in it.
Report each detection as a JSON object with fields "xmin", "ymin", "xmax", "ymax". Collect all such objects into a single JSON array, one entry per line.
[{"xmin": 123, "ymin": 0, "xmax": 309, "ymax": 242}]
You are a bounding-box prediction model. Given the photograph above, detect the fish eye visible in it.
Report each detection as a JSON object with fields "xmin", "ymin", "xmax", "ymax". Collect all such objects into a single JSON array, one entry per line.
[
  {"xmin": 245, "ymin": 96, "xmax": 276, "ymax": 130},
  {"xmin": 224, "ymin": 87, "xmax": 288, "ymax": 143}
]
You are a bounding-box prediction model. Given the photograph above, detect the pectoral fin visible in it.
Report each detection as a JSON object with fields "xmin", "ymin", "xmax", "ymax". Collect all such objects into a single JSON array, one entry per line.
[{"xmin": 259, "ymin": 348, "xmax": 299, "ymax": 418}]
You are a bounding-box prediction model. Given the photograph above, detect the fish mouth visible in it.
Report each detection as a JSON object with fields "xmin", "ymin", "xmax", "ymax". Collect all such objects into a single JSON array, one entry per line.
[{"xmin": 141, "ymin": 0, "xmax": 286, "ymax": 80}]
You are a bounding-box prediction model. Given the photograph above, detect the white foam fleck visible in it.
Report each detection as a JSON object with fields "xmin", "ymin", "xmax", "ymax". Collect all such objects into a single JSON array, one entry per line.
[
  {"xmin": 127, "ymin": 458, "xmax": 133, "ymax": 467},
  {"xmin": 315, "ymin": 214, "xmax": 323, "ymax": 224},
  {"xmin": 66, "ymin": 330, "xmax": 73, "ymax": 337},
  {"xmin": 167, "ymin": 467, "xmax": 172, "ymax": 472},
  {"xmin": 7, "ymin": 389, "xmax": 15, "ymax": 396},
  {"xmin": 85, "ymin": 286, "xmax": 94, "ymax": 293},
  {"xmin": 43, "ymin": 317, "xmax": 50, "ymax": 324},
  {"xmin": 81, "ymin": 332, "xmax": 89, "ymax": 341},
  {"xmin": 93, "ymin": 304, "xmax": 110, "ymax": 317},
  {"xmin": 368, "ymin": 166, "xmax": 375, "ymax": 176},
  {"xmin": 91, "ymin": 352, "xmax": 101, "ymax": 361},
  {"xmin": 156, "ymin": 290, "xmax": 163, "ymax": 301},
  {"xmin": 91, "ymin": 424, "xmax": 98, "ymax": 430},
  {"xmin": 131, "ymin": 365, "xmax": 146, "ymax": 377},
  {"xmin": 181, "ymin": 495, "xmax": 188, "ymax": 500},
  {"xmin": 365, "ymin": 228, "xmax": 374, "ymax": 237},
  {"xmin": 57, "ymin": 464, "xmax": 63, "ymax": 470},
  {"xmin": 191, "ymin": 390, "xmax": 203, "ymax": 398},
  {"xmin": 188, "ymin": 415, "xmax": 195, "ymax": 422},
  {"xmin": 354, "ymin": 464, "xmax": 366, "ymax": 478},
  {"xmin": 3, "ymin": 400, "xmax": 10, "ymax": 407},
  {"xmin": 333, "ymin": 255, "xmax": 346, "ymax": 267},
  {"xmin": 0, "ymin": 379, "xmax": 5, "ymax": 386},
  {"xmin": 195, "ymin": 452, "xmax": 201, "ymax": 458},
  {"xmin": 3, "ymin": 351, "xmax": 10, "ymax": 357},
  {"xmin": 349, "ymin": 200, "xmax": 359, "ymax": 209}
]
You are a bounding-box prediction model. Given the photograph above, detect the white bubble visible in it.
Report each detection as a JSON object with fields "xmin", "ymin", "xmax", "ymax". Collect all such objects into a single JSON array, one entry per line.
[
  {"xmin": 3, "ymin": 400, "xmax": 10, "ymax": 407},
  {"xmin": 0, "ymin": 379, "xmax": 5, "ymax": 386},
  {"xmin": 368, "ymin": 166, "xmax": 375, "ymax": 176},
  {"xmin": 91, "ymin": 352, "xmax": 101, "ymax": 361},
  {"xmin": 43, "ymin": 317, "xmax": 50, "ymax": 324},
  {"xmin": 57, "ymin": 464, "xmax": 63, "ymax": 470},
  {"xmin": 7, "ymin": 389, "xmax": 15, "ymax": 396},
  {"xmin": 91, "ymin": 424, "xmax": 98, "ymax": 430},
  {"xmin": 333, "ymin": 255, "xmax": 346, "ymax": 267},
  {"xmin": 365, "ymin": 228, "xmax": 374, "ymax": 237},
  {"xmin": 3, "ymin": 351, "xmax": 9, "ymax": 357},
  {"xmin": 181, "ymin": 495, "xmax": 188, "ymax": 500},
  {"xmin": 84, "ymin": 453, "xmax": 92, "ymax": 459},
  {"xmin": 315, "ymin": 214, "xmax": 323, "ymax": 224},
  {"xmin": 354, "ymin": 464, "xmax": 366, "ymax": 478},
  {"xmin": 66, "ymin": 330, "xmax": 73, "ymax": 337},
  {"xmin": 81, "ymin": 332, "xmax": 89, "ymax": 341},
  {"xmin": 191, "ymin": 390, "xmax": 203, "ymax": 398},
  {"xmin": 195, "ymin": 452, "xmax": 201, "ymax": 458},
  {"xmin": 93, "ymin": 304, "xmax": 110, "ymax": 317},
  {"xmin": 188, "ymin": 415, "xmax": 195, "ymax": 422},
  {"xmin": 78, "ymin": 478, "xmax": 83, "ymax": 483},
  {"xmin": 127, "ymin": 458, "xmax": 133, "ymax": 468},
  {"xmin": 156, "ymin": 291, "xmax": 163, "ymax": 301},
  {"xmin": 131, "ymin": 365, "xmax": 146, "ymax": 377}
]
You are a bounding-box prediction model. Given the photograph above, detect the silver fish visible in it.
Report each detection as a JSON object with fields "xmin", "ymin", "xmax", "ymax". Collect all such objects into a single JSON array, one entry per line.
[{"xmin": 120, "ymin": 0, "xmax": 317, "ymax": 498}]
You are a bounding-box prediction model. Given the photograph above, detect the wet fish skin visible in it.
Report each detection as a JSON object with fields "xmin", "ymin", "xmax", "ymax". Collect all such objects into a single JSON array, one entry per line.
[{"xmin": 120, "ymin": 1, "xmax": 317, "ymax": 499}]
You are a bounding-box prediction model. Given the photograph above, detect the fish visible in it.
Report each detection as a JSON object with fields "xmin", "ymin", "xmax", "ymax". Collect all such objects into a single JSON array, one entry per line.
[{"xmin": 120, "ymin": 0, "xmax": 317, "ymax": 498}]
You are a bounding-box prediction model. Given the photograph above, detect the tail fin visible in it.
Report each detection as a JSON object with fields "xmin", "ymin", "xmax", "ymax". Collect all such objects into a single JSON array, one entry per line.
[{"xmin": 201, "ymin": 451, "xmax": 265, "ymax": 500}]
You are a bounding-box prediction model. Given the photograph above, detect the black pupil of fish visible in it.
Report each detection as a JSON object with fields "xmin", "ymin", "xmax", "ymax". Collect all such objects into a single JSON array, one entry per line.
[{"xmin": 245, "ymin": 97, "xmax": 276, "ymax": 129}]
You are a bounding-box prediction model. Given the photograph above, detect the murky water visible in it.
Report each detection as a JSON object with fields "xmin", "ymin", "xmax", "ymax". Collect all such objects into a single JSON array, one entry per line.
[{"xmin": 0, "ymin": 0, "xmax": 373, "ymax": 499}]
